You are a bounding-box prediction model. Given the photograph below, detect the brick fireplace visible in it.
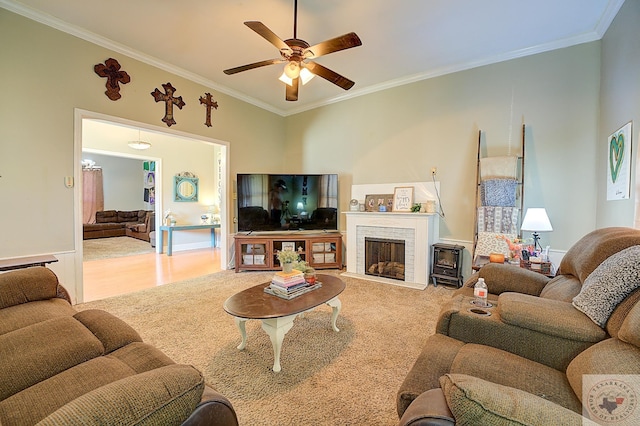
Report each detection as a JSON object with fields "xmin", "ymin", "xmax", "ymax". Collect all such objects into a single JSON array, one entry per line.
[{"xmin": 343, "ymin": 211, "xmax": 438, "ymax": 289}]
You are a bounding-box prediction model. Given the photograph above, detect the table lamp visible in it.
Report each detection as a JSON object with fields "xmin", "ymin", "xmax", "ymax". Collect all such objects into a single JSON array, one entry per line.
[{"xmin": 521, "ymin": 208, "xmax": 553, "ymax": 252}]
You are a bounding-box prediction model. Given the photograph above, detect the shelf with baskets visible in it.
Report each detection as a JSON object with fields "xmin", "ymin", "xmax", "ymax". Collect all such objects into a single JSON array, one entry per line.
[{"xmin": 234, "ymin": 233, "xmax": 342, "ymax": 272}]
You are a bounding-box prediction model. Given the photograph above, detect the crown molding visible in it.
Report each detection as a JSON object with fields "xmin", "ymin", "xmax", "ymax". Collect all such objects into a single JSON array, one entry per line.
[
  {"xmin": 283, "ymin": 30, "xmax": 603, "ymax": 116},
  {"xmin": 2, "ymin": 0, "xmax": 622, "ymax": 118},
  {"xmin": 0, "ymin": 0, "xmax": 288, "ymax": 116},
  {"xmin": 595, "ymin": 0, "xmax": 625, "ymax": 36}
]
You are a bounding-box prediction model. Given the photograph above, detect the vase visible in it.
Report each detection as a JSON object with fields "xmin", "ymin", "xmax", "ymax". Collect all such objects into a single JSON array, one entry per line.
[{"xmin": 282, "ymin": 262, "xmax": 293, "ymax": 273}]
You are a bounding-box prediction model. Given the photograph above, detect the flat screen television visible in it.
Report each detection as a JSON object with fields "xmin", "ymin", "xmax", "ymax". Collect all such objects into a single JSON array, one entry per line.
[{"xmin": 236, "ymin": 173, "xmax": 339, "ymax": 233}]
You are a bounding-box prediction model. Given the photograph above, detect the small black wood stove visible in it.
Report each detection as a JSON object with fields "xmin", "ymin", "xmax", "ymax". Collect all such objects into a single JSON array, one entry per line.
[{"xmin": 431, "ymin": 243, "xmax": 464, "ymax": 287}]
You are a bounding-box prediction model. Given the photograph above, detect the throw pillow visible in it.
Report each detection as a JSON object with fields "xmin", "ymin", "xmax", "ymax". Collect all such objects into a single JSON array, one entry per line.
[
  {"xmin": 618, "ymin": 301, "xmax": 640, "ymax": 347},
  {"xmin": 439, "ymin": 374, "xmax": 589, "ymax": 425},
  {"xmin": 37, "ymin": 364, "xmax": 204, "ymax": 425},
  {"xmin": 572, "ymin": 245, "xmax": 640, "ymax": 327},
  {"xmin": 474, "ymin": 232, "xmax": 515, "ymax": 258}
]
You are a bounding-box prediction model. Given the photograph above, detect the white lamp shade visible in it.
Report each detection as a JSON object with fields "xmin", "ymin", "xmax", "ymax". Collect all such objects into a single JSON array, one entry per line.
[
  {"xmin": 278, "ymin": 72, "xmax": 293, "ymax": 87},
  {"xmin": 299, "ymin": 67, "xmax": 315, "ymax": 85},
  {"xmin": 521, "ymin": 208, "xmax": 553, "ymax": 232}
]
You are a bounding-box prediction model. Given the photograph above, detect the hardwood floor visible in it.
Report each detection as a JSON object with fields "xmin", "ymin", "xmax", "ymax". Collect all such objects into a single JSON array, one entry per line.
[{"xmin": 82, "ymin": 248, "xmax": 222, "ymax": 302}]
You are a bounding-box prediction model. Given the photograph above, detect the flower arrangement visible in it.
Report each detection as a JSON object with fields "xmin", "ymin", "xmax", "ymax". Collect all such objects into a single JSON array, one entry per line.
[
  {"xmin": 277, "ymin": 247, "xmax": 299, "ymax": 264},
  {"xmin": 497, "ymin": 235, "xmax": 535, "ymax": 261}
]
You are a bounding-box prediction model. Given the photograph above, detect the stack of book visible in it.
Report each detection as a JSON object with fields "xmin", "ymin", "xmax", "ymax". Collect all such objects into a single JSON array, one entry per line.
[{"xmin": 268, "ymin": 270, "xmax": 308, "ymax": 297}]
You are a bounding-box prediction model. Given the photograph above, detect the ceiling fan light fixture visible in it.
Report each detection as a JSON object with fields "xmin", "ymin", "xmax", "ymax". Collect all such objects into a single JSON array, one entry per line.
[
  {"xmin": 128, "ymin": 140, "xmax": 152, "ymax": 150},
  {"xmin": 278, "ymin": 71, "xmax": 294, "ymax": 86},
  {"xmin": 283, "ymin": 61, "xmax": 300, "ymax": 79},
  {"xmin": 224, "ymin": 0, "xmax": 361, "ymax": 101},
  {"xmin": 299, "ymin": 67, "xmax": 315, "ymax": 85},
  {"xmin": 128, "ymin": 130, "xmax": 151, "ymax": 150}
]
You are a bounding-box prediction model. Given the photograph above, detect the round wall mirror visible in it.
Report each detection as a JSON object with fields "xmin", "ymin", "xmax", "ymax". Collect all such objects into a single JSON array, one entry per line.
[{"xmin": 174, "ymin": 176, "xmax": 199, "ymax": 202}]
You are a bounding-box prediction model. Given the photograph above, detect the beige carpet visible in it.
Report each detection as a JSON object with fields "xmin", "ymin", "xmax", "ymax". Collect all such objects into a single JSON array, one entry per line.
[
  {"xmin": 76, "ymin": 270, "xmax": 454, "ymax": 426},
  {"xmin": 83, "ymin": 236, "xmax": 154, "ymax": 261}
]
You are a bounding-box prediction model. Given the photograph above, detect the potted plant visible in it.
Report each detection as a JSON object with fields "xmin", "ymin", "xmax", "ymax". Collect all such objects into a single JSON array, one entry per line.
[
  {"xmin": 291, "ymin": 260, "xmax": 317, "ymax": 285},
  {"xmin": 277, "ymin": 247, "xmax": 300, "ymax": 272},
  {"xmin": 303, "ymin": 266, "xmax": 317, "ymax": 285}
]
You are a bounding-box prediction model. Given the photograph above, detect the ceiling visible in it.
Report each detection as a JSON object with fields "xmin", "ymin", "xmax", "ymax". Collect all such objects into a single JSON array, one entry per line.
[{"xmin": 2, "ymin": 0, "xmax": 624, "ymax": 116}]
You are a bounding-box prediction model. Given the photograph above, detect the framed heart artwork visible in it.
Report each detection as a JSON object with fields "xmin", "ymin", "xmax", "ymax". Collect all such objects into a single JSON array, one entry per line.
[{"xmin": 607, "ymin": 122, "xmax": 632, "ymax": 200}]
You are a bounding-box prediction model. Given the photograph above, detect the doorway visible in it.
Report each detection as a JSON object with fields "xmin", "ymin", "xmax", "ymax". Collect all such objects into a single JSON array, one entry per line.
[{"xmin": 74, "ymin": 109, "xmax": 229, "ymax": 303}]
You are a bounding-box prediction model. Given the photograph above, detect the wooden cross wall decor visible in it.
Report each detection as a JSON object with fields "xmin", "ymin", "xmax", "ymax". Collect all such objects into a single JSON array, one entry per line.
[
  {"xmin": 199, "ymin": 92, "xmax": 218, "ymax": 127},
  {"xmin": 94, "ymin": 58, "xmax": 130, "ymax": 101},
  {"xmin": 151, "ymin": 82, "xmax": 186, "ymax": 127}
]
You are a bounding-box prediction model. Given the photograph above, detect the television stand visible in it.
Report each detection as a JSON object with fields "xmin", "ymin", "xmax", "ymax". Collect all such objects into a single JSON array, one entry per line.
[{"xmin": 234, "ymin": 233, "xmax": 342, "ymax": 272}]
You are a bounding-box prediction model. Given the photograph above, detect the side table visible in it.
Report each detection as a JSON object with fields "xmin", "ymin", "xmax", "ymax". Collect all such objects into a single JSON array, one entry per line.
[
  {"xmin": 520, "ymin": 259, "xmax": 555, "ymax": 277},
  {"xmin": 158, "ymin": 224, "xmax": 220, "ymax": 256},
  {"xmin": 472, "ymin": 255, "xmax": 555, "ymax": 278},
  {"xmin": 0, "ymin": 255, "xmax": 58, "ymax": 271}
]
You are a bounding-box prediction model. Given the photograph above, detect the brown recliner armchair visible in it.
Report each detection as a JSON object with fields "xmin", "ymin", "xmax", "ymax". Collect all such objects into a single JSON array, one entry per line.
[
  {"xmin": 431, "ymin": 227, "xmax": 640, "ymax": 370},
  {"xmin": 0, "ymin": 267, "xmax": 238, "ymax": 426},
  {"xmin": 397, "ymin": 227, "xmax": 640, "ymax": 424}
]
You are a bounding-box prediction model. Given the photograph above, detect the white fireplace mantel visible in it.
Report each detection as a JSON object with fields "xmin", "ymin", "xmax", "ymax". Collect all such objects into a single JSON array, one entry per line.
[{"xmin": 342, "ymin": 212, "xmax": 439, "ymax": 290}]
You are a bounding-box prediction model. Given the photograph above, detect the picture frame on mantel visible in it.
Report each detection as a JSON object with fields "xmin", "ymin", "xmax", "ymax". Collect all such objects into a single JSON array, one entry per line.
[
  {"xmin": 392, "ymin": 187, "xmax": 414, "ymax": 212},
  {"xmin": 365, "ymin": 194, "xmax": 393, "ymax": 212}
]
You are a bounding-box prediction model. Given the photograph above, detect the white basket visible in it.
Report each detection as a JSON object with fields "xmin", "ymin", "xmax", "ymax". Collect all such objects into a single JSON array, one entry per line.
[{"xmin": 243, "ymin": 254, "xmax": 265, "ymax": 265}]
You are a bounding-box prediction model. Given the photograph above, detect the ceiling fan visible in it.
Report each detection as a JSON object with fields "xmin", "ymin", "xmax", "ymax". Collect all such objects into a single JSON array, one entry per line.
[{"xmin": 223, "ymin": 0, "xmax": 362, "ymax": 101}]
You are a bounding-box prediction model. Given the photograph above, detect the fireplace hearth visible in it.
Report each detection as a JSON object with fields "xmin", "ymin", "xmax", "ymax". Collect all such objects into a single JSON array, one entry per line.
[
  {"xmin": 344, "ymin": 210, "xmax": 439, "ymax": 290},
  {"xmin": 365, "ymin": 238, "xmax": 405, "ymax": 280}
]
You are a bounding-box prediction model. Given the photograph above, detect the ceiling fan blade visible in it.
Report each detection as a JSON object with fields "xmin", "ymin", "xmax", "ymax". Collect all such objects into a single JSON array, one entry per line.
[
  {"xmin": 286, "ymin": 78, "xmax": 299, "ymax": 101},
  {"xmin": 224, "ymin": 59, "xmax": 284, "ymax": 75},
  {"xmin": 305, "ymin": 62, "xmax": 355, "ymax": 90},
  {"xmin": 305, "ymin": 32, "xmax": 362, "ymax": 59},
  {"xmin": 244, "ymin": 21, "xmax": 291, "ymax": 53}
]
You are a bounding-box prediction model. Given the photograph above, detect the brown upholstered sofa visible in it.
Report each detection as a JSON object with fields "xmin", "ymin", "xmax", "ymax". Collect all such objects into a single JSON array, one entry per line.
[
  {"xmin": 397, "ymin": 227, "xmax": 640, "ymax": 425},
  {"xmin": 83, "ymin": 210, "xmax": 154, "ymax": 241},
  {"xmin": 0, "ymin": 267, "xmax": 238, "ymax": 426}
]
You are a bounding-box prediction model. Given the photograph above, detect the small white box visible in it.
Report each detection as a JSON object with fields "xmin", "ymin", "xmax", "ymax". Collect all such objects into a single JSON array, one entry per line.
[
  {"xmin": 243, "ymin": 254, "xmax": 265, "ymax": 265},
  {"xmin": 325, "ymin": 242, "xmax": 333, "ymax": 251},
  {"xmin": 282, "ymin": 242, "xmax": 295, "ymax": 250},
  {"xmin": 313, "ymin": 253, "xmax": 335, "ymax": 263},
  {"xmin": 312, "ymin": 242, "xmax": 325, "ymax": 252}
]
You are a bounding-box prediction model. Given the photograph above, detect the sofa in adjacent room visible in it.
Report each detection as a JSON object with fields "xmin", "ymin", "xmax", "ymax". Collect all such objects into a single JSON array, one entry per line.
[
  {"xmin": 83, "ymin": 209, "xmax": 154, "ymax": 241},
  {"xmin": 397, "ymin": 227, "xmax": 640, "ymax": 425},
  {"xmin": 0, "ymin": 267, "xmax": 238, "ymax": 426}
]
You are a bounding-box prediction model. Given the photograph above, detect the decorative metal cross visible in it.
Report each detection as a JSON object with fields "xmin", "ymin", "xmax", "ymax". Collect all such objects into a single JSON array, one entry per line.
[
  {"xmin": 151, "ymin": 82, "xmax": 186, "ymax": 127},
  {"xmin": 199, "ymin": 92, "xmax": 218, "ymax": 127},
  {"xmin": 94, "ymin": 58, "xmax": 130, "ymax": 101}
]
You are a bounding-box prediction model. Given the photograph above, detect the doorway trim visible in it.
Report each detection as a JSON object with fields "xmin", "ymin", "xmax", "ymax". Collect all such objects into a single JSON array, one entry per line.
[{"xmin": 74, "ymin": 108, "xmax": 230, "ymax": 303}]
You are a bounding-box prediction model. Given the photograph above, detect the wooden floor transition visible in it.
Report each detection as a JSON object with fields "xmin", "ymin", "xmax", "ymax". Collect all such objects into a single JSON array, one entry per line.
[{"xmin": 82, "ymin": 248, "xmax": 222, "ymax": 302}]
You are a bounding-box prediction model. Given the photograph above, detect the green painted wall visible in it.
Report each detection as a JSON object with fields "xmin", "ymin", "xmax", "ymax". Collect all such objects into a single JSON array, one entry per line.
[
  {"xmin": 597, "ymin": 0, "xmax": 640, "ymax": 227},
  {"xmin": 285, "ymin": 44, "xmax": 601, "ymax": 250},
  {"xmin": 0, "ymin": 9, "xmax": 284, "ymax": 258},
  {"xmin": 1, "ymin": 3, "xmax": 638, "ymax": 263}
]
